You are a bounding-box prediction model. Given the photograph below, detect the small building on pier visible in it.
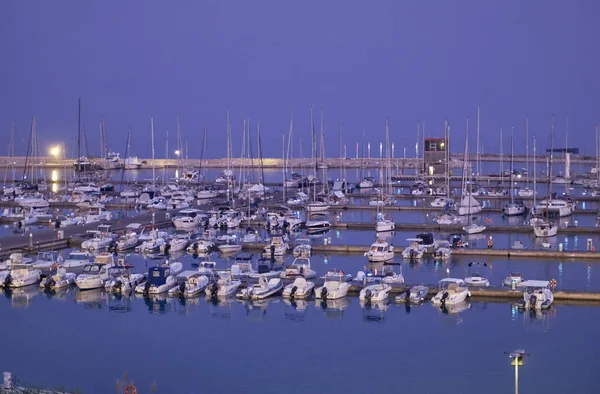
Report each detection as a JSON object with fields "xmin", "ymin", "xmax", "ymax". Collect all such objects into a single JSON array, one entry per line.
[{"xmin": 423, "ymin": 137, "xmax": 448, "ymax": 175}]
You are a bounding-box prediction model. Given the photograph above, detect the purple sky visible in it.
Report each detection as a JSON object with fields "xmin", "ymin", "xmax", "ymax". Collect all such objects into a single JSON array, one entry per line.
[{"xmin": 1, "ymin": 0, "xmax": 599, "ymax": 159}]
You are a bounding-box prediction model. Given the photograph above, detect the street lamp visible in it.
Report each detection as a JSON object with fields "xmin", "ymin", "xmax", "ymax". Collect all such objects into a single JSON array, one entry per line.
[
  {"xmin": 174, "ymin": 150, "xmax": 181, "ymax": 157},
  {"xmin": 49, "ymin": 145, "xmax": 61, "ymax": 158},
  {"xmin": 506, "ymin": 349, "xmax": 527, "ymax": 394}
]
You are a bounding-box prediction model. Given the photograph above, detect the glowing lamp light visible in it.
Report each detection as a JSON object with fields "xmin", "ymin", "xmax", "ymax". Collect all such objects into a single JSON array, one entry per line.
[
  {"xmin": 175, "ymin": 150, "xmax": 181, "ymax": 156},
  {"xmin": 49, "ymin": 146, "xmax": 61, "ymax": 157}
]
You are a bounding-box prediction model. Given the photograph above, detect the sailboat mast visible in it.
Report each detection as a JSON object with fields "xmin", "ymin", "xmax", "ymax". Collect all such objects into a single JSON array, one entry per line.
[
  {"xmin": 476, "ymin": 106, "xmax": 480, "ymax": 178},
  {"xmin": 533, "ymin": 135, "xmax": 537, "ymax": 207},
  {"xmin": 151, "ymin": 117, "xmax": 155, "ymax": 189},
  {"xmin": 77, "ymin": 98, "xmax": 81, "ymax": 162},
  {"xmin": 282, "ymin": 133, "xmax": 286, "ymax": 202},
  {"xmin": 525, "ymin": 116, "xmax": 529, "ymax": 190},
  {"xmin": 510, "ymin": 127, "xmax": 514, "ymax": 203}
]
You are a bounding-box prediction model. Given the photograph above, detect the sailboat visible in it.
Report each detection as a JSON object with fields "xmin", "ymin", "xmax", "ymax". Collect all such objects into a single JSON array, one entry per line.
[
  {"xmin": 518, "ymin": 116, "xmax": 535, "ymax": 197},
  {"xmin": 375, "ymin": 120, "xmax": 395, "ymax": 232},
  {"xmin": 284, "ymin": 114, "xmax": 299, "ymax": 188},
  {"xmin": 456, "ymin": 117, "xmax": 482, "ymax": 216},
  {"xmin": 533, "ymin": 118, "xmax": 559, "ymax": 238},
  {"xmin": 503, "ymin": 130, "xmax": 526, "ymax": 216}
]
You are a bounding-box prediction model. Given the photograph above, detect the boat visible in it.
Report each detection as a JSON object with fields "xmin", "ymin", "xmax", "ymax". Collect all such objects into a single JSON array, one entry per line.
[
  {"xmin": 81, "ymin": 225, "xmax": 116, "ymax": 250},
  {"xmin": 218, "ymin": 243, "xmax": 242, "ymax": 254},
  {"xmin": 305, "ymin": 201, "xmax": 330, "ymax": 213},
  {"xmin": 31, "ymin": 251, "xmax": 61, "ymax": 271},
  {"xmin": 168, "ymin": 271, "xmax": 209, "ymax": 297},
  {"xmin": 464, "ymin": 262, "xmax": 490, "ymax": 286},
  {"xmin": 104, "ymin": 270, "xmax": 146, "ymax": 294},
  {"xmin": 292, "ymin": 238, "xmax": 312, "ymax": 257},
  {"xmin": 204, "ymin": 271, "xmax": 241, "ymax": 297},
  {"xmin": 358, "ymin": 177, "xmax": 374, "ymax": 188},
  {"xmin": 262, "ymin": 236, "xmax": 289, "ymax": 258},
  {"xmin": 381, "ymin": 270, "xmax": 405, "ymax": 285},
  {"xmin": 431, "ymin": 278, "xmax": 470, "ymax": 307},
  {"xmin": 409, "ymin": 285, "xmax": 429, "ymax": 303},
  {"xmin": 282, "ymin": 277, "xmax": 315, "ymax": 299},
  {"xmin": 462, "ymin": 222, "xmax": 486, "ymax": 235},
  {"xmin": 40, "ymin": 267, "xmax": 77, "ymax": 290},
  {"xmin": 137, "ymin": 232, "xmax": 167, "ymax": 253},
  {"xmin": 401, "ymin": 238, "xmax": 424, "ymax": 259},
  {"xmin": 434, "ymin": 212, "xmax": 460, "ymax": 225},
  {"xmin": 161, "ymin": 235, "xmax": 189, "ymax": 253},
  {"xmin": 503, "ymin": 201, "xmax": 526, "ymax": 216},
  {"xmin": 431, "ymin": 197, "xmax": 454, "ymax": 208},
  {"xmin": 533, "ymin": 221, "xmax": 558, "ymax": 238},
  {"xmin": 197, "ymin": 261, "xmax": 217, "ymax": 277},
  {"xmin": 0, "ymin": 264, "xmax": 41, "ymax": 288},
  {"xmin": 0, "ymin": 253, "xmax": 32, "ymax": 271},
  {"xmin": 315, "ymin": 275, "xmax": 351, "ymax": 300},
  {"xmin": 75, "ymin": 255, "xmax": 124, "ymax": 290},
  {"xmin": 171, "ymin": 208, "xmax": 205, "ymax": 229},
  {"xmin": 517, "ymin": 280, "xmax": 554, "ymax": 310},
  {"xmin": 187, "ymin": 239, "xmax": 214, "ymax": 254},
  {"xmin": 511, "ymin": 240, "xmax": 526, "ymax": 249},
  {"xmin": 116, "ymin": 232, "xmax": 139, "ymax": 251},
  {"xmin": 135, "ymin": 261, "xmax": 183, "ymax": 295},
  {"xmin": 364, "ymin": 239, "xmax": 394, "ymax": 262},
  {"xmin": 305, "ymin": 219, "xmax": 331, "ymax": 233},
  {"xmin": 280, "ymin": 256, "xmax": 317, "ymax": 279},
  {"xmin": 375, "ymin": 216, "xmax": 395, "ymax": 232},
  {"xmin": 241, "ymin": 228, "xmax": 262, "ymax": 243},
  {"xmin": 237, "ymin": 276, "xmax": 283, "ymax": 300},
  {"xmin": 359, "ymin": 279, "xmax": 391, "ymax": 302},
  {"xmin": 61, "ymin": 250, "xmax": 92, "ymax": 272},
  {"xmin": 433, "ymin": 240, "xmax": 452, "ymax": 260},
  {"xmin": 503, "ymin": 272, "xmax": 525, "ymax": 287}
]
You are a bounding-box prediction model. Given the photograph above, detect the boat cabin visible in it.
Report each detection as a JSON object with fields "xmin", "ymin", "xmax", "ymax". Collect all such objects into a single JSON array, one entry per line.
[
  {"xmin": 416, "ymin": 233, "xmax": 434, "ymax": 246},
  {"xmin": 148, "ymin": 266, "xmax": 171, "ymax": 286},
  {"xmin": 36, "ymin": 251, "xmax": 59, "ymax": 262},
  {"xmin": 369, "ymin": 240, "xmax": 392, "ymax": 253}
]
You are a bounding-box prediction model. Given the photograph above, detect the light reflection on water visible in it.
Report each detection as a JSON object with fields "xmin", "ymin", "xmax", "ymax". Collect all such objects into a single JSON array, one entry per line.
[{"xmin": 0, "ymin": 286, "xmax": 599, "ymax": 394}]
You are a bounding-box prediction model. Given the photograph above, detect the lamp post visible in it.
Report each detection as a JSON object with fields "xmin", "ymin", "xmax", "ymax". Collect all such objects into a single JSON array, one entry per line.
[{"xmin": 506, "ymin": 349, "xmax": 527, "ymax": 394}]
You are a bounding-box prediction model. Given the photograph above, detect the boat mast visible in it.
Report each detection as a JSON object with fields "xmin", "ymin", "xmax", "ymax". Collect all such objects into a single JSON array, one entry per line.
[
  {"xmin": 476, "ymin": 106, "xmax": 481, "ymax": 178},
  {"xmin": 510, "ymin": 127, "xmax": 514, "ymax": 204},
  {"xmin": 499, "ymin": 127, "xmax": 503, "ymax": 187},
  {"xmin": 525, "ymin": 116, "xmax": 529, "ymax": 191},
  {"xmin": 282, "ymin": 132, "xmax": 286, "ymax": 202},
  {"xmin": 151, "ymin": 117, "xmax": 155, "ymax": 189},
  {"xmin": 533, "ymin": 135, "xmax": 537, "ymax": 208},
  {"xmin": 77, "ymin": 98, "xmax": 81, "ymax": 163}
]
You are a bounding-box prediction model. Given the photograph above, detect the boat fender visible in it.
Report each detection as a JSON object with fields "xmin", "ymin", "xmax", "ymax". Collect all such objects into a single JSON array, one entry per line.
[{"xmin": 125, "ymin": 384, "xmax": 137, "ymax": 394}]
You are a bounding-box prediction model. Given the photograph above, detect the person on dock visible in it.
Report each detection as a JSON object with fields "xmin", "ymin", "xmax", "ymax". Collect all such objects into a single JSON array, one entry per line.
[{"xmin": 487, "ymin": 236, "xmax": 493, "ymax": 249}]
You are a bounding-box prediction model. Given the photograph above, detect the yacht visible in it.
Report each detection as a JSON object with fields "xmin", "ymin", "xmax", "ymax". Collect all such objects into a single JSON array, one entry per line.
[
  {"xmin": 81, "ymin": 225, "xmax": 116, "ymax": 250},
  {"xmin": 263, "ymin": 236, "xmax": 289, "ymax": 258},
  {"xmin": 431, "ymin": 278, "xmax": 470, "ymax": 307},
  {"xmin": 375, "ymin": 216, "xmax": 395, "ymax": 232},
  {"xmin": 187, "ymin": 240, "xmax": 215, "ymax": 254},
  {"xmin": 306, "ymin": 201, "xmax": 330, "ymax": 213},
  {"xmin": 534, "ymin": 199, "xmax": 574, "ymax": 217},
  {"xmin": 462, "ymin": 223, "xmax": 486, "ymax": 235},
  {"xmin": 430, "ymin": 197, "xmax": 454, "ymax": 208},
  {"xmin": 282, "ymin": 277, "xmax": 315, "ymax": 299},
  {"xmin": 408, "ymin": 285, "xmax": 429, "ymax": 303},
  {"xmin": 503, "ymin": 272, "xmax": 525, "ymax": 287},
  {"xmin": 305, "ymin": 219, "xmax": 331, "ymax": 233},
  {"xmin": 105, "ymin": 270, "xmax": 147, "ymax": 294},
  {"xmin": 358, "ymin": 177, "xmax": 375, "ymax": 189},
  {"xmin": 116, "ymin": 232, "xmax": 139, "ymax": 251},
  {"xmin": 31, "ymin": 251, "xmax": 61, "ymax": 271},
  {"xmin": 533, "ymin": 220, "xmax": 558, "ymax": 238},
  {"xmin": 401, "ymin": 238, "xmax": 424, "ymax": 259},
  {"xmin": 517, "ymin": 280, "xmax": 554, "ymax": 310},
  {"xmin": 62, "ymin": 250, "xmax": 92, "ymax": 272},
  {"xmin": 364, "ymin": 239, "xmax": 394, "ymax": 262},
  {"xmin": 433, "ymin": 240, "xmax": 452, "ymax": 260},
  {"xmin": 161, "ymin": 235, "xmax": 190, "ymax": 253},
  {"xmin": 503, "ymin": 201, "xmax": 526, "ymax": 216}
]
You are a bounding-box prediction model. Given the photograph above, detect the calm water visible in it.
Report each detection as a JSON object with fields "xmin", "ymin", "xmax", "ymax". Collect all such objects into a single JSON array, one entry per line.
[{"xmin": 1, "ymin": 287, "xmax": 599, "ymax": 394}]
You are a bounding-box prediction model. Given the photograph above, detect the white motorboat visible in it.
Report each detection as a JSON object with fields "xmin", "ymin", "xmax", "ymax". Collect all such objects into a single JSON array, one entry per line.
[
  {"xmin": 503, "ymin": 272, "xmax": 525, "ymax": 287},
  {"xmin": 292, "ymin": 241, "xmax": 312, "ymax": 257},
  {"xmin": 84, "ymin": 207, "xmax": 112, "ymax": 223},
  {"xmin": 172, "ymin": 208, "xmax": 205, "ymax": 229},
  {"xmin": 40, "ymin": 267, "xmax": 77, "ymax": 290},
  {"xmin": 135, "ymin": 261, "xmax": 183, "ymax": 295},
  {"xmin": 462, "ymin": 223, "xmax": 486, "ymax": 235},
  {"xmin": 409, "ymin": 285, "xmax": 429, "ymax": 303},
  {"xmin": 16, "ymin": 194, "xmax": 49, "ymax": 209},
  {"xmin": 306, "ymin": 201, "xmax": 330, "ymax": 213},
  {"xmin": 0, "ymin": 264, "xmax": 41, "ymax": 288},
  {"xmin": 433, "ymin": 240, "xmax": 452, "ymax": 260},
  {"xmin": 62, "ymin": 250, "xmax": 92, "ymax": 272},
  {"xmin": 315, "ymin": 275, "xmax": 351, "ymax": 300},
  {"xmin": 359, "ymin": 280, "xmax": 391, "ymax": 302},
  {"xmin": 280, "ymin": 256, "xmax": 317, "ymax": 279},
  {"xmin": 75, "ymin": 255, "xmax": 124, "ymax": 290},
  {"xmin": 517, "ymin": 188, "xmax": 534, "ymax": 197},
  {"xmin": 263, "ymin": 236, "xmax": 289, "ymax": 258},
  {"xmin": 237, "ymin": 276, "xmax": 283, "ymax": 300},
  {"xmin": 31, "ymin": 251, "xmax": 62, "ymax": 271},
  {"xmin": 358, "ymin": 177, "xmax": 374, "ymax": 188},
  {"xmin": 464, "ymin": 273, "xmax": 490, "ymax": 287},
  {"xmin": 533, "ymin": 221, "xmax": 558, "ymax": 237},
  {"xmin": 401, "ymin": 238, "xmax": 424, "ymax": 259},
  {"xmin": 105, "ymin": 271, "xmax": 146, "ymax": 294},
  {"xmin": 218, "ymin": 243, "xmax": 242, "ymax": 254},
  {"xmin": 375, "ymin": 217, "xmax": 395, "ymax": 232},
  {"xmin": 242, "ymin": 228, "xmax": 262, "ymax": 243},
  {"xmin": 81, "ymin": 225, "xmax": 116, "ymax": 250},
  {"xmin": 168, "ymin": 271, "xmax": 209, "ymax": 297},
  {"xmin": 282, "ymin": 277, "xmax": 315, "ymax": 299},
  {"xmin": 434, "ymin": 213, "xmax": 460, "ymax": 225},
  {"xmin": 187, "ymin": 239, "xmax": 214, "ymax": 254},
  {"xmin": 137, "ymin": 235, "xmax": 167, "ymax": 253},
  {"xmin": 517, "ymin": 280, "xmax": 554, "ymax": 310},
  {"xmin": 230, "ymin": 262, "xmax": 255, "ymax": 280},
  {"xmin": 161, "ymin": 235, "xmax": 189, "ymax": 253},
  {"xmin": 205, "ymin": 271, "xmax": 241, "ymax": 297},
  {"xmin": 364, "ymin": 239, "xmax": 394, "ymax": 262},
  {"xmin": 197, "ymin": 188, "xmax": 219, "ymax": 199},
  {"xmin": 305, "ymin": 219, "xmax": 331, "ymax": 233},
  {"xmin": 116, "ymin": 232, "xmax": 139, "ymax": 251},
  {"xmin": 196, "ymin": 261, "xmax": 217, "ymax": 277},
  {"xmin": 431, "ymin": 278, "xmax": 470, "ymax": 307},
  {"xmin": 381, "ymin": 270, "xmax": 405, "ymax": 285}
]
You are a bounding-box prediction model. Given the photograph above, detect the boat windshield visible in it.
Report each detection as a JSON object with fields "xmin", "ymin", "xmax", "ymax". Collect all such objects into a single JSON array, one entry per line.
[
  {"xmin": 83, "ymin": 264, "xmax": 102, "ymax": 273},
  {"xmin": 67, "ymin": 253, "xmax": 87, "ymax": 260}
]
